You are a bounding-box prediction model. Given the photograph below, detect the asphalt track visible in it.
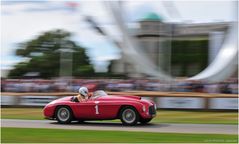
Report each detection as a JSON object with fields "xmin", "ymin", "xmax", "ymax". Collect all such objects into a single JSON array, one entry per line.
[{"xmin": 1, "ymin": 119, "xmax": 237, "ymax": 134}]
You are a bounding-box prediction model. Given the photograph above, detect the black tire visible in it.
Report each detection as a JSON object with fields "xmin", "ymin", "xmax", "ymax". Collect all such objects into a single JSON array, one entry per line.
[
  {"xmin": 119, "ymin": 106, "xmax": 139, "ymax": 126},
  {"xmin": 140, "ymin": 118, "xmax": 152, "ymax": 125},
  {"xmin": 55, "ymin": 106, "xmax": 73, "ymax": 124}
]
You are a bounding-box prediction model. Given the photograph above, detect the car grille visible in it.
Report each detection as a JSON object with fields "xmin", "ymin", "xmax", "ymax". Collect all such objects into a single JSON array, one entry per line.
[{"xmin": 149, "ymin": 106, "xmax": 156, "ymax": 115}]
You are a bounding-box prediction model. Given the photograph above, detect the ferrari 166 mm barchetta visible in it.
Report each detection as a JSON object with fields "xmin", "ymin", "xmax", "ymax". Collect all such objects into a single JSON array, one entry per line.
[{"xmin": 43, "ymin": 90, "xmax": 157, "ymax": 126}]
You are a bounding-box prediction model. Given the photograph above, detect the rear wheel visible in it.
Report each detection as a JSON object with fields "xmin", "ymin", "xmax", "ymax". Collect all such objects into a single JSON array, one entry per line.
[
  {"xmin": 120, "ymin": 106, "xmax": 139, "ymax": 126},
  {"xmin": 56, "ymin": 106, "xmax": 73, "ymax": 124},
  {"xmin": 140, "ymin": 118, "xmax": 152, "ymax": 124}
]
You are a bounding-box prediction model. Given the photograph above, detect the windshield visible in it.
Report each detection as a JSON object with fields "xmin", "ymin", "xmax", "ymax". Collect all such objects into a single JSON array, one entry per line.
[{"xmin": 92, "ymin": 90, "xmax": 108, "ymax": 99}]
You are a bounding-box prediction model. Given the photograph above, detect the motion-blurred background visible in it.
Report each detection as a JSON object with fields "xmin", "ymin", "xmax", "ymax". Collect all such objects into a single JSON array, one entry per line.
[
  {"xmin": 1, "ymin": 1, "xmax": 238, "ymax": 143},
  {"xmin": 1, "ymin": 1, "xmax": 238, "ymax": 95}
]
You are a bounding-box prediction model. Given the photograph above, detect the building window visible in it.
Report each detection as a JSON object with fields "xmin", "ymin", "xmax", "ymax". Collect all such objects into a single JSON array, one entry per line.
[{"xmin": 171, "ymin": 40, "xmax": 208, "ymax": 77}]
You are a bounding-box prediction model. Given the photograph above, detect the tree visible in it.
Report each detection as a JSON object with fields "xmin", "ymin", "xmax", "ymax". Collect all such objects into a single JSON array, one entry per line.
[{"xmin": 8, "ymin": 29, "xmax": 95, "ymax": 78}]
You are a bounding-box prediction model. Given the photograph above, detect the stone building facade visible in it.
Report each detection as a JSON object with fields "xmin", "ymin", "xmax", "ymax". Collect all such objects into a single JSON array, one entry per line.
[{"xmin": 111, "ymin": 12, "xmax": 230, "ymax": 77}]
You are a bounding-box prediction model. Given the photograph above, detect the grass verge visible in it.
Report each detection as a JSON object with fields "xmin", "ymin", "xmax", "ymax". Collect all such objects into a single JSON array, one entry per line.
[
  {"xmin": 1, "ymin": 127, "xmax": 238, "ymax": 143},
  {"xmin": 1, "ymin": 108, "xmax": 238, "ymax": 124}
]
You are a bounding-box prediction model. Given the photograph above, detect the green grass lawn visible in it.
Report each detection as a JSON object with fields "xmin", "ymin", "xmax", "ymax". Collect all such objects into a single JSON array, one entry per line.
[
  {"xmin": 1, "ymin": 108, "xmax": 238, "ymax": 124},
  {"xmin": 1, "ymin": 127, "xmax": 238, "ymax": 143},
  {"xmin": 1, "ymin": 108, "xmax": 44, "ymax": 120},
  {"xmin": 154, "ymin": 110, "xmax": 238, "ymax": 125}
]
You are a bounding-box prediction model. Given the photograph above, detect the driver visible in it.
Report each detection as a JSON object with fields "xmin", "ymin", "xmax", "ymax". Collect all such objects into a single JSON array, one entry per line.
[{"xmin": 76, "ymin": 87, "xmax": 90, "ymax": 102}]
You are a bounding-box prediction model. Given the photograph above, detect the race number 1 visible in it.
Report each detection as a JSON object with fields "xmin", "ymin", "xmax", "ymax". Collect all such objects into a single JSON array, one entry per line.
[{"xmin": 94, "ymin": 101, "xmax": 99, "ymax": 114}]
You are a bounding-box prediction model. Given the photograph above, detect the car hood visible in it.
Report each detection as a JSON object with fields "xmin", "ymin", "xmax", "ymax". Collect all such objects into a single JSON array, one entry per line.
[
  {"xmin": 97, "ymin": 95, "xmax": 154, "ymax": 106},
  {"xmin": 96, "ymin": 95, "xmax": 142, "ymax": 102}
]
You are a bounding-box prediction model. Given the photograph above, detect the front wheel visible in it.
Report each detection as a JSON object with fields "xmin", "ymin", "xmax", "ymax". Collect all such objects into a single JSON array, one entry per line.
[
  {"xmin": 55, "ymin": 106, "xmax": 73, "ymax": 124},
  {"xmin": 140, "ymin": 118, "xmax": 152, "ymax": 124},
  {"xmin": 120, "ymin": 106, "xmax": 139, "ymax": 126}
]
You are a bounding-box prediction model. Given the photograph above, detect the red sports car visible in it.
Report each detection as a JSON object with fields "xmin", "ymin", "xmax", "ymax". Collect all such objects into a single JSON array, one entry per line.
[{"xmin": 43, "ymin": 90, "xmax": 157, "ymax": 125}]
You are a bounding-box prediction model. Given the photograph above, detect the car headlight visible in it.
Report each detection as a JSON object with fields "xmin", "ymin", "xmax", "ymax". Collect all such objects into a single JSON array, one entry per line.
[
  {"xmin": 142, "ymin": 105, "xmax": 146, "ymax": 112},
  {"xmin": 154, "ymin": 104, "xmax": 157, "ymax": 110}
]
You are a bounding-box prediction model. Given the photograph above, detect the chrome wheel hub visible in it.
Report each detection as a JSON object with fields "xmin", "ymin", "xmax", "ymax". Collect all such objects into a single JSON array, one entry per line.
[
  {"xmin": 122, "ymin": 109, "xmax": 136, "ymax": 123},
  {"xmin": 57, "ymin": 108, "xmax": 70, "ymax": 122}
]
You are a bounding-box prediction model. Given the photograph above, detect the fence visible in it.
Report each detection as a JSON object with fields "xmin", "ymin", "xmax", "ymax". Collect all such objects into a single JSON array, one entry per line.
[{"xmin": 1, "ymin": 91, "xmax": 238, "ymax": 110}]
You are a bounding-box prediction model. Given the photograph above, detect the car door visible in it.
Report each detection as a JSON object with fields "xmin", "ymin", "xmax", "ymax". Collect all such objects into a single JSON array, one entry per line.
[
  {"xmin": 92, "ymin": 98, "xmax": 120, "ymax": 119},
  {"xmin": 73, "ymin": 100, "xmax": 96, "ymax": 119},
  {"xmin": 81, "ymin": 99, "xmax": 107, "ymax": 119},
  {"xmin": 72, "ymin": 98, "xmax": 120, "ymax": 120}
]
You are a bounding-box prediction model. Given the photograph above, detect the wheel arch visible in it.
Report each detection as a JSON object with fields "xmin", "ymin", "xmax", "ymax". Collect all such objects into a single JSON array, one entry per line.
[{"xmin": 116, "ymin": 103, "xmax": 142, "ymax": 118}]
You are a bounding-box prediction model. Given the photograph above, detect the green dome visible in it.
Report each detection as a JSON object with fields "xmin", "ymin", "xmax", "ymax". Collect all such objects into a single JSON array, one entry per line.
[{"xmin": 142, "ymin": 12, "xmax": 163, "ymax": 21}]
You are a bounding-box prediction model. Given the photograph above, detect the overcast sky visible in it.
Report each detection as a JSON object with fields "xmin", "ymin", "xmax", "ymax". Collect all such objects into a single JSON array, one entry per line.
[{"xmin": 1, "ymin": 0, "xmax": 237, "ymax": 72}]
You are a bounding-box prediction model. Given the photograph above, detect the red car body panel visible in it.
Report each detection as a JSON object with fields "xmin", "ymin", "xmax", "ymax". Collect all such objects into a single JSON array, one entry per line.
[{"xmin": 43, "ymin": 94, "xmax": 156, "ymax": 121}]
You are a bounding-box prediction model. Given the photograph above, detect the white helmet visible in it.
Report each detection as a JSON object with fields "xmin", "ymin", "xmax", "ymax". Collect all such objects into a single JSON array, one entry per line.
[{"xmin": 79, "ymin": 87, "xmax": 89, "ymax": 98}]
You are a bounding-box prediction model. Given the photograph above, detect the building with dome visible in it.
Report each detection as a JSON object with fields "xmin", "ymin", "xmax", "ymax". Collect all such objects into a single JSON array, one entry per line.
[{"xmin": 110, "ymin": 12, "xmax": 231, "ymax": 78}]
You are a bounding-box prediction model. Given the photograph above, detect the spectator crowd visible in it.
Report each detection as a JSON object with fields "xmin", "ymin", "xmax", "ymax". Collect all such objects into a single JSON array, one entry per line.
[{"xmin": 1, "ymin": 78, "xmax": 238, "ymax": 94}]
